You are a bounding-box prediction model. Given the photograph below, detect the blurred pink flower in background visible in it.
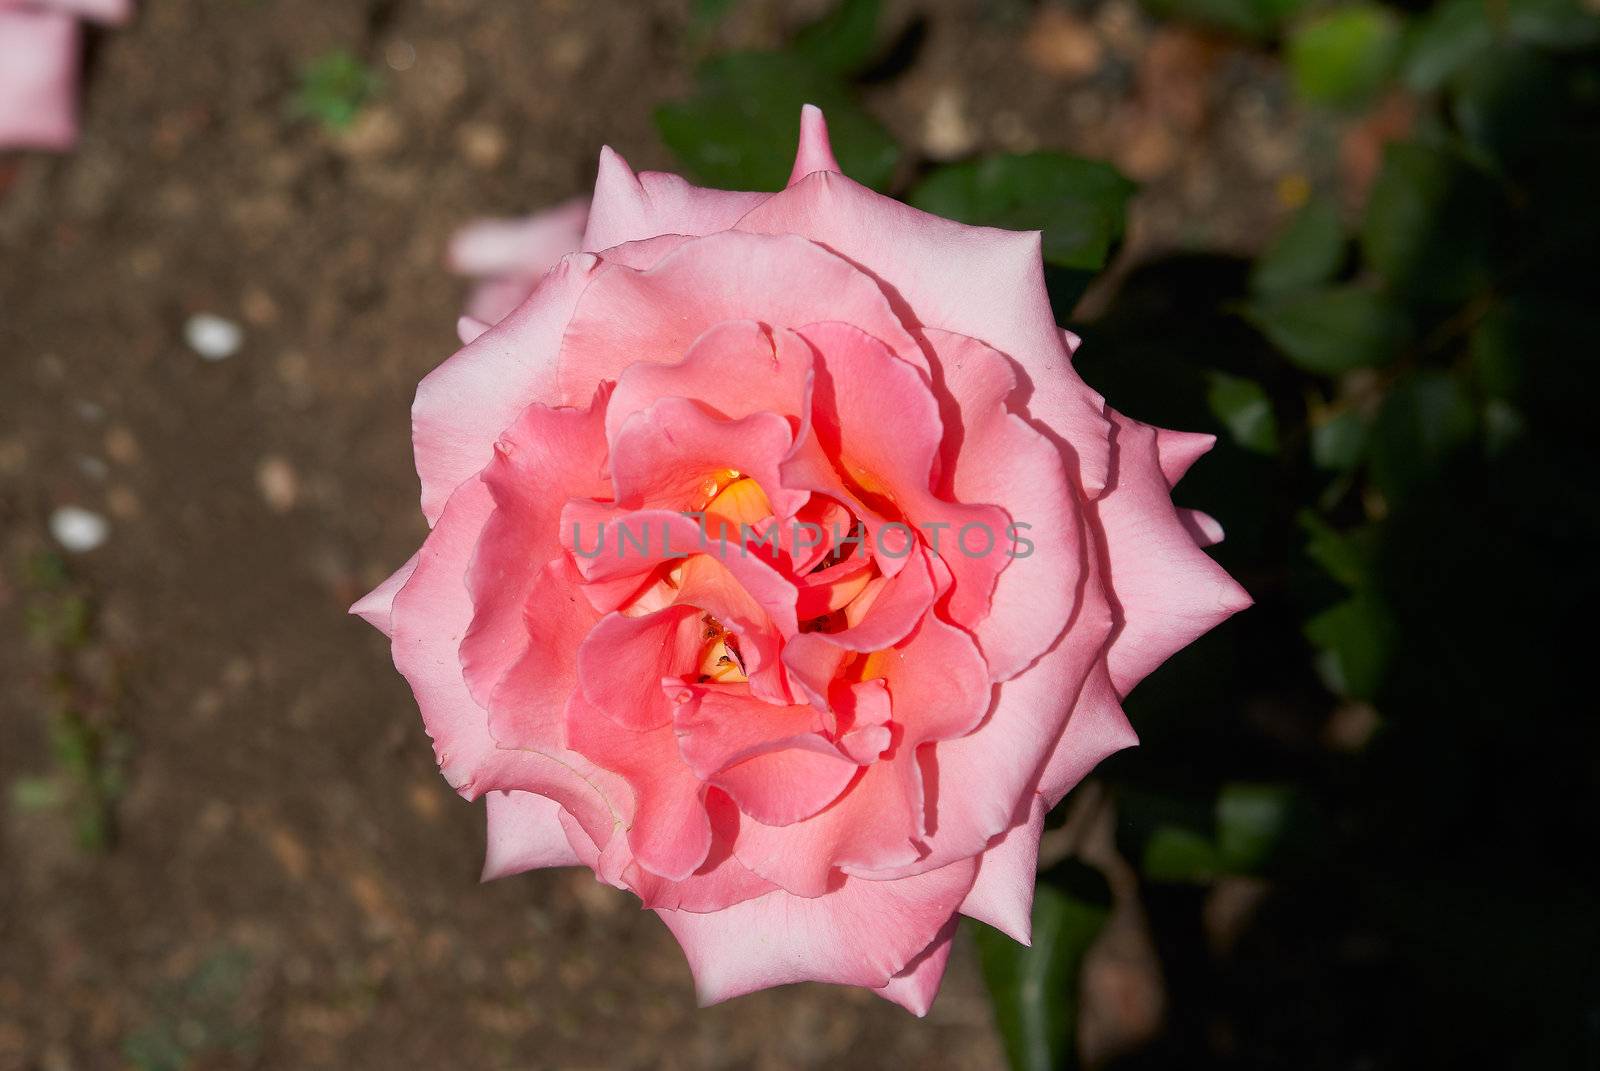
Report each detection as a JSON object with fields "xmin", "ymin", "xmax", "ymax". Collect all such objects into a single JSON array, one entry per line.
[
  {"xmin": 0, "ymin": 0, "xmax": 132, "ymax": 152},
  {"xmin": 448, "ymin": 197, "xmax": 589, "ymax": 337}
]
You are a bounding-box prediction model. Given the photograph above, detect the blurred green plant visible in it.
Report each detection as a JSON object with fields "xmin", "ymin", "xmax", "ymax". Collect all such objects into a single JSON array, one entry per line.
[
  {"xmin": 657, "ymin": 0, "xmax": 900, "ymax": 190},
  {"xmin": 291, "ymin": 50, "xmax": 381, "ymax": 132},
  {"xmin": 12, "ymin": 551, "xmax": 131, "ymax": 852}
]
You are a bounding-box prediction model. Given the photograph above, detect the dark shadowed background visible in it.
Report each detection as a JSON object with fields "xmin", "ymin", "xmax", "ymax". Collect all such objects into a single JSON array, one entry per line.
[{"xmin": 3, "ymin": 0, "xmax": 1596, "ymax": 1068}]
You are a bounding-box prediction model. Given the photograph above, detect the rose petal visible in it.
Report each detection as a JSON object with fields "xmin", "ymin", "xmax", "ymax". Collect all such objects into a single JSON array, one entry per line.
[
  {"xmin": 482, "ymin": 790, "xmax": 582, "ymax": 881},
  {"xmin": 655, "ymin": 857, "xmax": 977, "ymax": 1005}
]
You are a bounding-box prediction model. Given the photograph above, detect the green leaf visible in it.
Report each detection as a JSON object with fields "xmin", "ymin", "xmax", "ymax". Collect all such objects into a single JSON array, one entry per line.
[
  {"xmin": 1368, "ymin": 370, "xmax": 1477, "ymax": 500},
  {"xmin": 1305, "ymin": 591, "xmax": 1395, "ymax": 699},
  {"xmin": 1299, "ymin": 510, "xmax": 1375, "ymax": 588},
  {"xmin": 1402, "ymin": 0, "xmax": 1495, "ymax": 92},
  {"xmin": 1360, "ymin": 142, "xmax": 1496, "ymax": 302},
  {"xmin": 1250, "ymin": 197, "xmax": 1345, "ymax": 296},
  {"xmin": 1205, "ymin": 372, "xmax": 1279, "ymax": 454},
  {"xmin": 908, "ymin": 153, "xmax": 1136, "ymax": 272},
  {"xmin": 794, "ymin": 0, "xmax": 882, "ymax": 75},
  {"xmin": 1243, "ymin": 285, "xmax": 1408, "ymax": 375},
  {"xmin": 975, "ymin": 864, "xmax": 1111, "ymax": 1071},
  {"xmin": 1287, "ymin": 5, "xmax": 1404, "ymax": 107},
  {"xmin": 1310, "ymin": 407, "xmax": 1370, "ymax": 471},
  {"xmin": 655, "ymin": 52, "xmax": 900, "ymax": 191}
]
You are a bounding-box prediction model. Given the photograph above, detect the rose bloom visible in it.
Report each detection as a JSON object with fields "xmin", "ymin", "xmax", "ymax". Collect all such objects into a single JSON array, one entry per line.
[
  {"xmin": 0, "ymin": 0, "xmax": 132, "ymax": 151},
  {"xmin": 355, "ymin": 107, "xmax": 1248, "ymax": 1014}
]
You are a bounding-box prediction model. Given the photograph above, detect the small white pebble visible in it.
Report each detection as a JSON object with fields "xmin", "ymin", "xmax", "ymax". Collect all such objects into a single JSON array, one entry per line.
[
  {"xmin": 185, "ymin": 313, "xmax": 244, "ymax": 361},
  {"xmin": 50, "ymin": 506, "xmax": 109, "ymax": 553}
]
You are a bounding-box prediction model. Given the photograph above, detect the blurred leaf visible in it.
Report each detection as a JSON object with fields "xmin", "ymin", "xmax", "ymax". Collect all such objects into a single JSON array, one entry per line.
[
  {"xmin": 1300, "ymin": 510, "xmax": 1375, "ymax": 588},
  {"xmin": 1250, "ymin": 197, "xmax": 1345, "ymax": 296},
  {"xmin": 10, "ymin": 776, "xmax": 64, "ymax": 812},
  {"xmin": 1452, "ymin": 45, "xmax": 1571, "ymax": 171},
  {"xmin": 908, "ymin": 153, "xmax": 1135, "ymax": 271},
  {"xmin": 291, "ymin": 51, "xmax": 380, "ymax": 131},
  {"xmin": 1142, "ymin": 825, "xmax": 1225, "ymax": 881},
  {"xmin": 1136, "ymin": 784, "xmax": 1300, "ymax": 881},
  {"xmin": 1206, "ymin": 371, "xmax": 1279, "ymax": 454},
  {"xmin": 1505, "ymin": 0, "xmax": 1600, "ymax": 48},
  {"xmin": 1369, "ymin": 370, "xmax": 1477, "ymax": 500},
  {"xmin": 794, "ymin": 0, "xmax": 882, "ymax": 75},
  {"xmin": 1140, "ymin": 0, "xmax": 1313, "ymax": 38},
  {"xmin": 1305, "ymin": 591, "xmax": 1395, "ymax": 699},
  {"xmin": 1243, "ymin": 285, "xmax": 1408, "ymax": 375},
  {"xmin": 976, "ymin": 863, "xmax": 1111, "ymax": 1071},
  {"xmin": 656, "ymin": 52, "xmax": 900, "ymax": 191},
  {"xmin": 692, "ymin": 0, "xmax": 740, "ymax": 27},
  {"xmin": 1310, "ymin": 407, "xmax": 1370, "ymax": 471},
  {"xmin": 1403, "ymin": 0, "xmax": 1495, "ymax": 92},
  {"xmin": 1360, "ymin": 142, "xmax": 1496, "ymax": 302},
  {"xmin": 1216, "ymin": 783, "xmax": 1296, "ymax": 872},
  {"xmin": 1288, "ymin": 5, "xmax": 1404, "ymax": 107}
]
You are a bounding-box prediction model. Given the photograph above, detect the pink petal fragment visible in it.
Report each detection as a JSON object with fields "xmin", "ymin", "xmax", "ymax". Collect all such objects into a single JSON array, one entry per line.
[{"xmin": 0, "ymin": 11, "xmax": 78, "ymax": 152}]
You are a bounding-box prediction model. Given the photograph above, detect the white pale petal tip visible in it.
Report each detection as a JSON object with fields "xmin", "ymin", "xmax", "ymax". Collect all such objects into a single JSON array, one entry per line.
[
  {"xmin": 184, "ymin": 313, "xmax": 244, "ymax": 361},
  {"xmin": 49, "ymin": 506, "xmax": 108, "ymax": 553},
  {"xmin": 457, "ymin": 315, "xmax": 490, "ymax": 346}
]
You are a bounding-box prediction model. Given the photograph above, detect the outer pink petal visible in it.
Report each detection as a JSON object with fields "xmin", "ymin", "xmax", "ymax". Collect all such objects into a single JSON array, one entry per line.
[
  {"xmin": 928, "ymin": 328, "xmax": 1081, "ymax": 681},
  {"xmin": 874, "ymin": 916, "xmax": 958, "ymax": 1016},
  {"xmin": 1099, "ymin": 410, "xmax": 1252, "ymax": 696},
  {"xmin": 580, "ymin": 146, "xmax": 770, "ymax": 253},
  {"xmin": 386, "ymin": 477, "xmax": 625, "ymax": 848},
  {"xmin": 958, "ymin": 794, "xmax": 1046, "ymax": 944},
  {"xmin": 554, "ymin": 231, "xmax": 921, "ymax": 406},
  {"xmin": 566, "ymin": 692, "xmax": 713, "ymax": 882},
  {"xmin": 412, "ymin": 253, "xmax": 601, "ymax": 525},
  {"xmin": 852, "ymin": 572, "xmax": 1115, "ymax": 880},
  {"xmin": 1037, "ymin": 661, "xmax": 1137, "ymax": 806},
  {"xmin": 655, "ymin": 857, "xmax": 978, "ymax": 1005},
  {"xmin": 0, "ymin": 11, "xmax": 78, "ymax": 152},
  {"xmin": 1154, "ymin": 427, "xmax": 1217, "ymax": 487},
  {"xmin": 787, "ymin": 103, "xmax": 842, "ymax": 186},
  {"xmin": 733, "ymin": 168, "xmax": 1113, "ymax": 496},
  {"xmin": 461, "ymin": 391, "xmax": 611, "ymax": 710},
  {"xmin": 482, "ymin": 789, "xmax": 582, "ymax": 881},
  {"xmin": 349, "ymin": 551, "xmax": 419, "ymax": 638}
]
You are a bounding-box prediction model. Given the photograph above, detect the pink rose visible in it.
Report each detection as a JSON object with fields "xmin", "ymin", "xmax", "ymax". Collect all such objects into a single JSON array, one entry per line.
[
  {"xmin": 0, "ymin": 0, "xmax": 132, "ymax": 152},
  {"xmin": 354, "ymin": 106, "xmax": 1248, "ymax": 1014}
]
